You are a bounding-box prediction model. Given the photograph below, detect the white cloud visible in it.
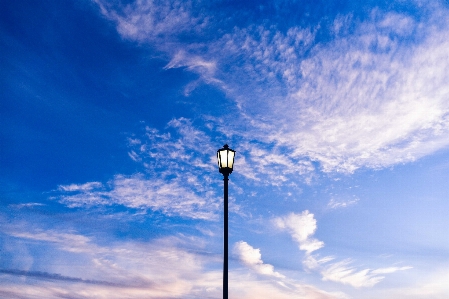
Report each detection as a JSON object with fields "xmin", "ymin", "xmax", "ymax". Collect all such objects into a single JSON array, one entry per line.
[
  {"xmin": 95, "ymin": 1, "xmax": 449, "ymax": 174},
  {"xmin": 371, "ymin": 266, "xmax": 449, "ymax": 299},
  {"xmin": 327, "ymin": 196, "xmax": 360, "ymax": 209},
  {"xmin": 57, "ymin": 118, "xmax": 227, "ymax": 220},
  {"xmin": 165, "ymin": 50, "xmax": 218, "ymax": 80},
  {"xmin": 58, "ymin": 182, "xmax": 103, "ymax": 192},
  {"xmin": 8, "ymin": 229, "xmax": 92, "ymax": 254},
  {"xmin": 0, "ymin": 268, "xmax": 347, "ymax": 299},
  {"xmin": 371, "ymin": 266, "xmax": 413, "ymax": 274},
  {"xmin": 9, "ymin": 203, "xmax": 45, "ymax": 209},
  {"xmin": 234, "ymin": 142, "xmax": 316, "ymax": 185},
  {"xmin": 228, "ymin": 8, "xmax": 449, "ymax": 173},
  {"xmin": 135, "ymin": 118, "xmax": 216, "ymax": 174},
  {"xmin": 2, "ymin": 226, "xmax": 222, "ymax": 298},
  {"xmin": 94, "ymin": 0, "xmax": 208, "ymax": 45},
  {"xmin": 1, "ymin": 219, "xmax": 348, "ymax": 299},
  {"xmin": 128, "ymin": 150, "xmax": 141, "ymax": 162},
  {"xmin": 320, "ymin": 260, "xmax": 412, "ymax": 288},
  {"xmin": 274, "ymin": 211, "xmax": 413, "ymax": 288},
  {"xmin": 302, "ymin": 253, "xmax": 413, "ymax": 289},
  {"xmin": 233, "ymin": 241, "xmax": 285, "ymax": 278},
  {"xmin": 230, "ymin": 270, "xmax": 348, "ymax": 299},
  {"xmin": 58, "ymin": 174, "xmax": 219, "ymax": 220},
  {"xmin": 321, "ymin": 260, "xmax": 383, "ymax": 288},
  {"xmin": 274, "ymin": 211, "xmax": 324, "ymax": 254},
  {"xmin": 302, "ymin": 254, "xmax": 335, "ymax": 272}
]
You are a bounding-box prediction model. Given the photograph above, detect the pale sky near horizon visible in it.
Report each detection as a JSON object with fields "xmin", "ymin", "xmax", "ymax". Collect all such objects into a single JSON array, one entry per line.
[{"xmin": 1, "ymin": 0, "xmax": 449, "ymax": 298}]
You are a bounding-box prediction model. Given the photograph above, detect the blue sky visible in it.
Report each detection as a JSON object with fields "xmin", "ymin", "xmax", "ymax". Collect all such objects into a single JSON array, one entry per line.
[{"xmin": 1, "ymin": 0, "xmax": 449, "ymax": 298}]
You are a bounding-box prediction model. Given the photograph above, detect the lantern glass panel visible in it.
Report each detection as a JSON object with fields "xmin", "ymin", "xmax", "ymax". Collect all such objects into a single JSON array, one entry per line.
[
  {"xmin": 219, "ymin": 150, "xmax": 228, "ymax": 168},
  {"xmin": 227, "ymin": 151, "xmax": 235, "ymax": 169}
]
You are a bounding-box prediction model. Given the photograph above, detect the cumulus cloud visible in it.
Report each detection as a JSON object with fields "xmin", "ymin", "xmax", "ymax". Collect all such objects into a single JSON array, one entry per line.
[
  {"xmin": 233, "ymin": 241, "xmax": 284, "ymax": 278},
  {"xmin": 274, "ymin": 211, "xmax": 324, "ymax": 254}
]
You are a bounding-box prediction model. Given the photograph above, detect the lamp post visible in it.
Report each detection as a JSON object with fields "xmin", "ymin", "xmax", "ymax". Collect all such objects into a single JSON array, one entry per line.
[{"xmin": 217, "ymin": 144, "xmax": 235, "ymax": 299}]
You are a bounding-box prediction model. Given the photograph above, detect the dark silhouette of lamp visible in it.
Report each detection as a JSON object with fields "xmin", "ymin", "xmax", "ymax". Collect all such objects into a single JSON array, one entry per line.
[{"xmin": 217, "ymin": 144, "xmax": 235, "ymax": 299}]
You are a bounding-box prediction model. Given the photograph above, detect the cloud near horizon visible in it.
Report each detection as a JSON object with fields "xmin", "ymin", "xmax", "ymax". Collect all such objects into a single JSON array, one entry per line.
[
  {"xmin": 1, "ymin": 219, "xmax": 222, "ymax": 298},
  {"xmin": 0, "ymin": 218, "xmax": 346, "ymax": 299}
]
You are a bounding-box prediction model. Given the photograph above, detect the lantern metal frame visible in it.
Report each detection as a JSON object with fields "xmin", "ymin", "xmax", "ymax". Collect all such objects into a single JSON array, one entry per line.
[{"xmin": 217, "ymin": 144, "xmax": 236, "ymax": 176}]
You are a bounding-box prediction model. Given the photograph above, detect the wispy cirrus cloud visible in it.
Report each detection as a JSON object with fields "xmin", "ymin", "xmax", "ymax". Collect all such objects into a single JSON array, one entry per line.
[
  {"xmin": 371, "ymin": 266, "xmax": 414, "ymax": 275},
  {"xmin": 56, "ymin": 118, "xmax": 223, "ymax": 220},
  {"xmin": 327, "ymin": 196, "xmax": 360, "ymax": 209},
  {"xmin": 266, "ymin": 10, "xmax": 449, "ymax": 172},
  {"xmin": 6, "ymin": 229, "xmax": 92, "ymax": 253},
  {"xmin": 55, "ymin": 116, "xmax": 316, "ymax": 218},
  {"xmin": 320, "ymin": 260, "xmax": 412, "ymax": 288},
  {"xmin": 8, "ymin": 203, "xmax": 45, "ymax": 209},
  {"xmin": 235, "ymin": 141, "xmax": 316, "ymax": 185},
  {"xmin": 0, "ymin": 269, "xmax": 127, "ymax": 287},
  {"xmin": 94, "ymin": 0, "xmax": 209, "ymax": 45},
  {"xmin": 321, "ymin": 260, "xmax": 386, "ymax": 288},
  {"xmin": 57, "ymin": 174, "xmax": 219, "ymax": 220},
  {"xmin": 129, "ymin": 118, "xmax": 216, "ymax": 176},
  {"xmin": 95, "ymin": 1, "xmax": 449, "ymax": 174},
  {"xmin": 58, "ymin": 182, "xmax": 103, "ymax": 192},
  {"xmin": 219, "ymin": 8, "xmax": 449, "ymax": 173}
]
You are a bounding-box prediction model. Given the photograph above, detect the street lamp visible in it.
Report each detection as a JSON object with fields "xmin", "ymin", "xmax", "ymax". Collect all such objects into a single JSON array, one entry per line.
[{"xmin": 217, "ymin": 144, "xmax": 235, "ymax": 299}]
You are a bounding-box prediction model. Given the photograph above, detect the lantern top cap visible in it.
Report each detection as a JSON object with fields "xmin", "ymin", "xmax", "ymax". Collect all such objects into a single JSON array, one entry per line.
[{"xmin": 218, "ymin": 144, "xmax": 234, "ymax": 152}]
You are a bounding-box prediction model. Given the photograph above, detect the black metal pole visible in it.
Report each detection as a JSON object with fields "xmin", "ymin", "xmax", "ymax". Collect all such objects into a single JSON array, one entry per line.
[{"xmin": 223, "ymin": 173, "xmax": 229, "ymax": 299}]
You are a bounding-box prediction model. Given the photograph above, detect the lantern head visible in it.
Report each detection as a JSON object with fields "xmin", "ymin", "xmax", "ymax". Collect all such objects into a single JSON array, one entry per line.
[{"xmin": 217, "ymin": 144, "xmax": 235, "ymax": 175}]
